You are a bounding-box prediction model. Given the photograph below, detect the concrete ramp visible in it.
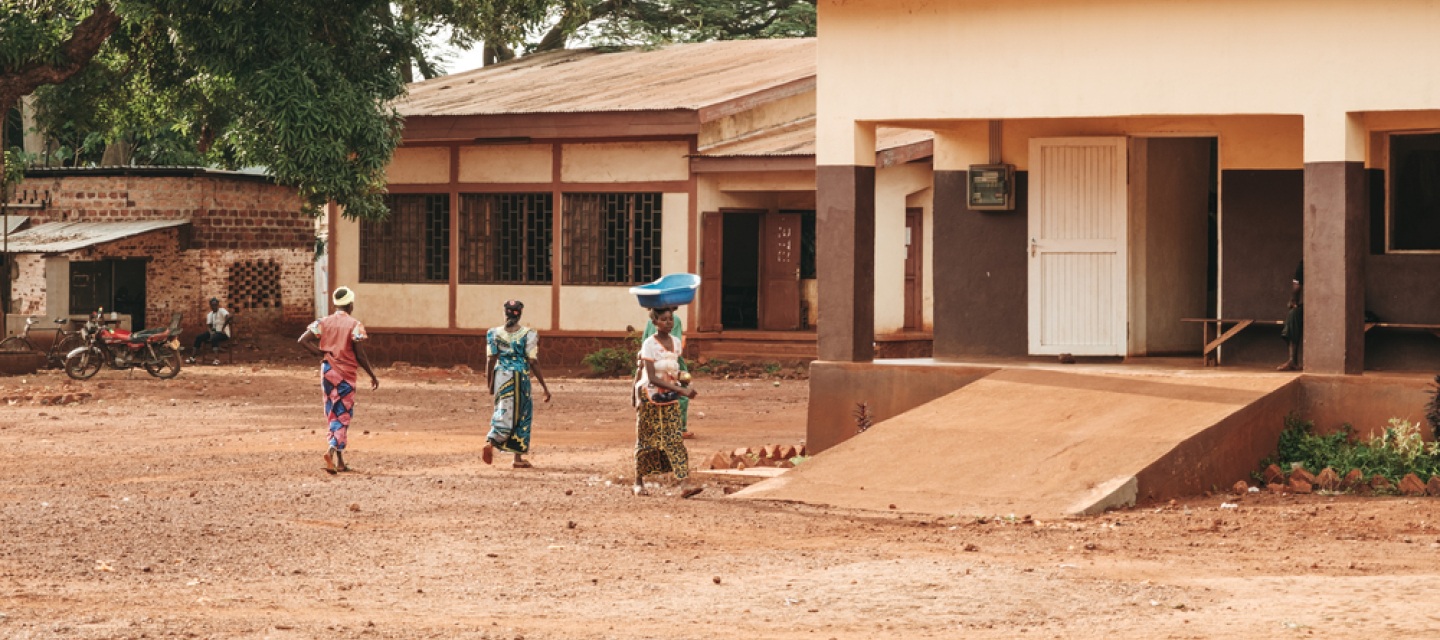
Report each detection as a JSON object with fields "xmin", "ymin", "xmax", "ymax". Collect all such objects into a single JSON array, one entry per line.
[{"xmin": 735, "ymin": 368, "xmax": 1300, "ymax": 517}]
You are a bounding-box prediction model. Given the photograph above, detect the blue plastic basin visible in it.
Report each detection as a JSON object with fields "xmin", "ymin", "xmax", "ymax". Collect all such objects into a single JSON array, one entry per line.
[{"xmin": 629, "ymin": 273, "xmax": 701, "ymax": 308}]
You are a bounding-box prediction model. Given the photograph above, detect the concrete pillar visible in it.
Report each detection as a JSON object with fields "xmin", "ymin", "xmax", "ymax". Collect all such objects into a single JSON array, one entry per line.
[
  {"xmin": 817, "ymin": 123, "xmax": 877, "ymax": 362},
  {"xmin": 1302, "ymin": 113, "xmax": 1366, "ymax": 375},
  {"xmin": 21, "ymin": 96, "xmax": 43, "ymax": 157}
]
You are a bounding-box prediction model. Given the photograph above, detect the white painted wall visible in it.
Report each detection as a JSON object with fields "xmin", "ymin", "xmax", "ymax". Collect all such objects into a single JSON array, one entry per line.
[
  {"xmin": 818, "ymin": 0, "xmax": 1440, "ymax": 165},
  {"xmin": 457, "ymin": 284, "xmax": 553, "ymax": 331},
  {"xmin": 875, "ymin": 161, "xmax": 933, "ymax": 333}
]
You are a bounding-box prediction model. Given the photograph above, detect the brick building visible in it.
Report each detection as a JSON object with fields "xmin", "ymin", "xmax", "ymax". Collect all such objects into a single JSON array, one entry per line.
[{"xmin": 1, "ymin": 167, "xmax": 315, "ymax": 341}]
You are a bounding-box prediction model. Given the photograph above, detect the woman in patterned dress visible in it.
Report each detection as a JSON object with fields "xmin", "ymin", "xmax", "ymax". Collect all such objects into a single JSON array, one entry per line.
[
  {"xmin": 633, "ymin": 306, "xmax": 701, "ymax": 498},
  {"xmin": 484, "ymin": 300, "xmax": 551, "ymax": 468},
  {"xmin": 641, "ymin": 313, "xmax": 694, "ymax": 438}
]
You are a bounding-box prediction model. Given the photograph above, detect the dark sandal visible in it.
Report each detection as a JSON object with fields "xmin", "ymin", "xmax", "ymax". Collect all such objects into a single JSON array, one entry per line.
[
  {"xmin": 680, "ymin": 487, "xmax": 703, "ymax": 499},
  {"xmin": 512, "ymin": 460, "xmax": 533, "ymax": 469}
]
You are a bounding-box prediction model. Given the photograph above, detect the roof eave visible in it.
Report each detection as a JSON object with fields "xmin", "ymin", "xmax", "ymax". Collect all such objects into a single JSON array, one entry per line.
[{"xmin": 400, "ymin": 109, "xmax": 702, "ymax": 143}]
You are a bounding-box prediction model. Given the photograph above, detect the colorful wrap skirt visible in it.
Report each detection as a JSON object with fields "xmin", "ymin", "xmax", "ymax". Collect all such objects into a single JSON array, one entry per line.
[
  {"xmin": 635, "ymin": 400, "xmax": 689, "ymax": 480},
  {"xmin": 488, "ymin": 367, "xmax": 533, "ymax": 454},
  {"xmin": 321, "ymin": 362, "xmax": 356, "ymax": 450}
]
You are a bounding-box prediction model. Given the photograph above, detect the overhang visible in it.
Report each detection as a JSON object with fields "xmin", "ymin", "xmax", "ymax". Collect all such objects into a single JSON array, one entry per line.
[
  {"xmin": 1, "ymin": 215, "xmax": 27, "ymax": 235},
  {"xmin": 2, "ymin": 220, "xmax": 190, "ymax": 254}
]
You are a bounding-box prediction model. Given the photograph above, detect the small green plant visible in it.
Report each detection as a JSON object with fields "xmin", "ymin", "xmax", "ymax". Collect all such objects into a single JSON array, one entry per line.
[
  {"xmin": 580, "ymin": 331, "xmax": 643, "ymax": 376},
  {"xmin": 763, "ymin": 362, "xmax": 781, "ymax": 376},
  {"xmin": 789, "ymin": 455, "xmax": 810, "ymax": 465},
  {"xmin": 1257, "ymin": 413, "xmax": 1440, "ymax": 487},
  {"xmin": 854, "ymin": 401, "xmax": 874, "ymax": 434}
]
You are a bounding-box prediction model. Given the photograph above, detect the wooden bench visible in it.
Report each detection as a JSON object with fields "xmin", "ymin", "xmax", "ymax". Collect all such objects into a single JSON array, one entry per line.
[
  {"xmin": 1182, "ymin": 318, "xmax": 1440, "ymax": 366},
  {"xmin": 1181, "ymin": 318, "xmax": 1281, "ymax": 366}
]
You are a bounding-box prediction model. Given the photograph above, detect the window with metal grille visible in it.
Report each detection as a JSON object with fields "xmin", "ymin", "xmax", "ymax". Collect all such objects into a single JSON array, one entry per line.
[
  {"xmin": 360, "ymin": 194, "xmax": 450, "ymax": 283},
  {"xmin": 562, "ymin": 193, "xmax": 663, "ymax": 285},
  {"xmin": 459, "ymin": 194, "xmax": 553, "ymax": 284}
]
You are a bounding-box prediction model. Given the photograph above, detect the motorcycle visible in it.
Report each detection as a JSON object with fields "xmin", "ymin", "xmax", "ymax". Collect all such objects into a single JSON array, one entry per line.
[{"xmin": 65, "ymin": 310, "xmax": 184, "ymax": 380}]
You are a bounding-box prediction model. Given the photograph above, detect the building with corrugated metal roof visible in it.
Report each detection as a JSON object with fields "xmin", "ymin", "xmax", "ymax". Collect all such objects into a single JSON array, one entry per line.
[
  {"xmin": 2, "ymin": 167, "xmax": 316, "ymax": 344},
  {"xmin": 332, "ymin": 38, "xmax": 937, "ymax": 367}
]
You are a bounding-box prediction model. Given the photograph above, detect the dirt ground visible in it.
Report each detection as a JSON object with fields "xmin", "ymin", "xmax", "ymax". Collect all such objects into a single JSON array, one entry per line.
[{"xmin": 2, "ymin": 343, "xmax": 1440, "ymax": 639}]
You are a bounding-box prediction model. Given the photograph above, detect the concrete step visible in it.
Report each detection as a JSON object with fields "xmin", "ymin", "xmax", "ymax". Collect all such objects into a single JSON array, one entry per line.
[{"xmin": 733, "ymin": 367, "xmax": 1300, "ymax": 517}]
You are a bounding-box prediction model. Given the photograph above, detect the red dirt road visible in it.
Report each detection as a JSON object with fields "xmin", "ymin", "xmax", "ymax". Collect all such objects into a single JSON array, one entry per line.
[{"xmin": 2, "ymin": 355, "xmax": 1439, "ymax": 639}]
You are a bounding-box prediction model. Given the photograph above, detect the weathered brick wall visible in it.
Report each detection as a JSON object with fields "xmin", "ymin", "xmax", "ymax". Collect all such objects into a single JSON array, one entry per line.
[
  {"xmin": 7, "ymin": 171, "xmax": 316, "ymax": 334},
  {"xmin": 9, "ymin": 229, "xmax": 313, "ymax": 335},
  {"xmin": 363, "ymin": 333, "xmax": 632, "ymax": 368},
  {"xmin": 9, "ymin": 254, "xmax": 47, "ymax": 315},
  {"xmin": 16, "ymin": 171, "xmax": 312, "ymax": 250}
]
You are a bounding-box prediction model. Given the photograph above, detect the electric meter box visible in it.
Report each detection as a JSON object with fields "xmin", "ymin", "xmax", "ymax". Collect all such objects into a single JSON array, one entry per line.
[{"xmin": 966, "ymin": 164, "xmax": 1015, "ymax": 211}]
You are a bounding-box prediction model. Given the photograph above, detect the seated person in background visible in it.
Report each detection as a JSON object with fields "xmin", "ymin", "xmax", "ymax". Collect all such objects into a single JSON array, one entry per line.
[{"xmin": 189, "ymin": 298, "xmax": 232, "ymax": 365}]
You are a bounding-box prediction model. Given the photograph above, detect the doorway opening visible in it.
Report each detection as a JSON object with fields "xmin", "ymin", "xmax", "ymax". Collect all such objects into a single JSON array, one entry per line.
[
  {"xmin": 70, "ymin": 258, "xmax": 147, "ymax": 329},
  {"xmin": 1131, "ymin": 136, "xmax": 1219, "ymax": 356},
  {"xmin": 701, "ymin": 208, "xmax": 816, "ymax": 332},
  {"xmin": 720, "ymin": 211, "xmax": 761, "ymax": 329}
]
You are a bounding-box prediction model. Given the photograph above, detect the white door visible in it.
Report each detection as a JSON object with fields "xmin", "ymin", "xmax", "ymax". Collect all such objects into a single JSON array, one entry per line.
[{"xmin": 1028, "ymin": 137, "xmax": 1128, "ymax": 356}]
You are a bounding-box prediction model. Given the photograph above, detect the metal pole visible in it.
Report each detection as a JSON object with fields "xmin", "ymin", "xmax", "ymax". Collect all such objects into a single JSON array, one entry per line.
[{"xmin": 2, "ymin": 201, "xmax": 8, "ymax": 335}]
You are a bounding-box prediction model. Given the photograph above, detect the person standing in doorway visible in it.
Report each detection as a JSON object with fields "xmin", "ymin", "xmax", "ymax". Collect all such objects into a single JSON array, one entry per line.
[
  {"xmin": 298, "ymin": 287, "xmax": 379, "ymax": 474},
  {"xmin": 1278, "ymin": 261, "xmax": 1303, "ymax": 371},
  {"xmin": 189, "ymin": 298, "xmax": 232, "ymax": 365},
  {"xmin": 484, "ymin": 300, "xmax": 552, "ymax": 468}
]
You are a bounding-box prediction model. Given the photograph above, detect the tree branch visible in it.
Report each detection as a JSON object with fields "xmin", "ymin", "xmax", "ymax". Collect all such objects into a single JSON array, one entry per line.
[{"xmin": 0, "ymin": 3, "xmax": 122, "ymax": 114}]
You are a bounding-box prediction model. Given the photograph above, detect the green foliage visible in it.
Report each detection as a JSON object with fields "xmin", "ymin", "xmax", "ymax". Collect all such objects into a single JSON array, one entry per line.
[
  {"xmin": 2, "ymin": 147, "xmax": 24, "ymax": 199},
  {"xmin": 581, "ymin": 330, "xmax": 643, "ymax": 376},
  {"xmin": 762, "ymin": 362, "xmax": 780, "ymax": 375},
  {"xmin": 1259, "ymin": 413, "xmax": 1440, "ymax": 487},
  {"xmin": 7, "ymin": 0, "xmax": 409, "ymax": 220},
  {"xmin": 587, "ymin": 0, "xmax": 817, "ymax": 47}
]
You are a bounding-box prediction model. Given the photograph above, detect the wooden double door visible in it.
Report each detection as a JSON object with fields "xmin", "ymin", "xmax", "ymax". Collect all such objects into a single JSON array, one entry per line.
[{"xmin": 700, "ymin": 209, "xmax": 807, "ymax": 332}]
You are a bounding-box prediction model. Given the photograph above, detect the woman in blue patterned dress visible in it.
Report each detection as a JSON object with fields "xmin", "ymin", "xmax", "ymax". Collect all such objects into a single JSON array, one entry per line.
[{"xmin": 483, "ymin": 300, "xmax": 551, "ymax": 468}]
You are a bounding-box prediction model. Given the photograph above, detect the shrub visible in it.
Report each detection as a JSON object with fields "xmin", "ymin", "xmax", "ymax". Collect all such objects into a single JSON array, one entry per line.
[
  {"xmin": 581, "ymin": 331, "xmax": 643, "ymax": 376},
  {"xmin": 1258, "ymin": 413, "xmax": 1440, "ymax": 487}
]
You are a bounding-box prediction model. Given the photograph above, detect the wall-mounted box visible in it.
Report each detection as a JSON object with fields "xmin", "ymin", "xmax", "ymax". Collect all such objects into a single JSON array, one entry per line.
[{"xmin": 967, "ymin": 164, "xmax": 1015, "ymax": 211}]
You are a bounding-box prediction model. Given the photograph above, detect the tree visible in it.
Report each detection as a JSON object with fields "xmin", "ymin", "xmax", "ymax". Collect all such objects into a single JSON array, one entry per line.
[
  {"xmin": 1, "ymin": 1, "xmax": 409, "ymax": 221},
  {"xmin": 410, "ymin": 0, "xmax": 817, "ymax": 66}
]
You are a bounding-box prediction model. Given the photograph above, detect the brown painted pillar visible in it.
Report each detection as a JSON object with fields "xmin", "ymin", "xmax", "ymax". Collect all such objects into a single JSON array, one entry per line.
[
  {"xmin": 1302, "ymin": 161, "xmax": 1366, "ymax": 375},
  {"xmin": 817, "ymin": 165, "xmax": 876, "ymax": 362}
]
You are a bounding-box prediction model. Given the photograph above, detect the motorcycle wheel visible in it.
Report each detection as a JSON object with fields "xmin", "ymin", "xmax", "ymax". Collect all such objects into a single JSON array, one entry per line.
[
  {"xmin": 50, "ymin": 334, "xmax": 86, "ymax": 369},
  {"xmin": 65, "ymin": 347, "xmax": 104, "ymax": 380},
  {"xmin": 0, "ymin": 336, "xmax": 31, "ymax": 352},
  {"xmin": 145, "ymin": 347, "xmax": 182, "ymax": 379}
]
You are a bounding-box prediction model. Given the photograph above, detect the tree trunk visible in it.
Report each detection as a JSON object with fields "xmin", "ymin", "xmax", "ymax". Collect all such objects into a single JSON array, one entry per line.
[{"xmin": 100, "ymin": 140, "xmax": 133, "ymax": 166}]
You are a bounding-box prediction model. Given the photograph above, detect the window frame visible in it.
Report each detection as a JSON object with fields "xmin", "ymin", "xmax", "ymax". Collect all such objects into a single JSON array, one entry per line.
[
  {"xmin": 360, "ymin": 193, "xmax": 451, "ymax": 284},
  {"xmin": 561, "ymin": 192, "xmax": 664, "ymax": 286},
  {"xmin": 1386, "ymin": 130, "xmax": 1440, "ymax": 255},
  {"xmin": 458, "ymin": 192, "xmax": 554, "ymax": 285}
]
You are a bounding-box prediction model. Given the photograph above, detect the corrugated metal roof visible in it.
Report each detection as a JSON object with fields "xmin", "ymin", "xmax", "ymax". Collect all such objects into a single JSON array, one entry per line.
[
  {"xmin": 1, "ymin": 215, "xmax": 28, "ymax": 235},
  {"xmin": 3, "ymin": 220, "xmax": 189, "ymax": 254},
  {"xmin": 399, "ymin": 39, "xmax": 816, "ymax": 117},
  {"xmin": 698, "ymin": 119, "xmax": 934, "ymax": 158}
]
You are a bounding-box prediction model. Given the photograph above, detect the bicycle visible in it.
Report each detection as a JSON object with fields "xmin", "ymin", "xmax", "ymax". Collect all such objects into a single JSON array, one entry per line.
[{"xmin": 0, "ymin": 316, "xmax": 87, "ymax": 370}]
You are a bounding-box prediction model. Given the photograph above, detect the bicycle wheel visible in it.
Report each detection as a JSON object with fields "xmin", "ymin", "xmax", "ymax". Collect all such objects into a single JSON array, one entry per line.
[
  {"xmin": 0, "ymin": 337, "xmax": 33, "ymax": 352},
  {"xmin": 49, "ymin": 334, "xmax": 85, "ymax": 369}
]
